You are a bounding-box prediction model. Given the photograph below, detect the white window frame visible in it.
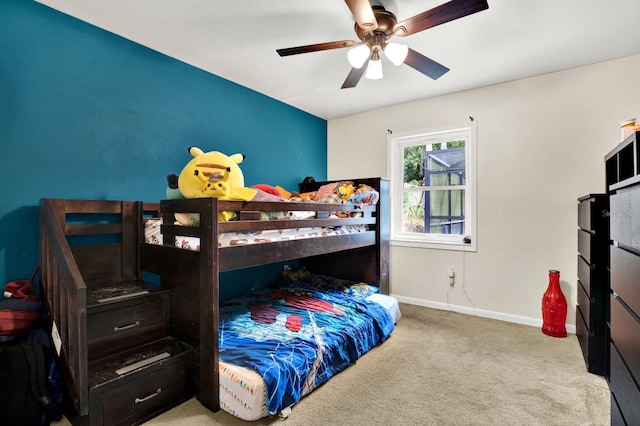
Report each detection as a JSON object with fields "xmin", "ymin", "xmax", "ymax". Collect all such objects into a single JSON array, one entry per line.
[{"xmin": 387, "ymin": 121, "xmax": 477, "ymax": 252}]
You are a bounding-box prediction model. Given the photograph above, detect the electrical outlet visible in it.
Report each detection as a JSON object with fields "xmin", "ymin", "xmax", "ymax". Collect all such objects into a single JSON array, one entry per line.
[{"xmin": 448, "ymin": 268, "xmax": 455, "ymax": 286}]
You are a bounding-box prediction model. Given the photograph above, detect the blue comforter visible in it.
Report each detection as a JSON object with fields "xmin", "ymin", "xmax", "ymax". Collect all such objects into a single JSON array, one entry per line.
[{"xmin": 218, "ymin": 274, "xmax": 394, "ymax": 416}]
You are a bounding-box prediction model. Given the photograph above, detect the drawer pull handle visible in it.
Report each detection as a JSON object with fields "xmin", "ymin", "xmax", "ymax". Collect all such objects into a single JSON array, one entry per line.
[
  {"xmin": 135, "ymin": 388, "xmax": 161, "ymax": 404},
  {"xmin": 114, "ymin": 321, "xmax": 140, "ymax": 332}
]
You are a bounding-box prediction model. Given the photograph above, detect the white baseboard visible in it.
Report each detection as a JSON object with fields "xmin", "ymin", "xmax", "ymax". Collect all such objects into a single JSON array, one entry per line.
[{"xmin": 391, "ymin": 294, "xmax": 577, "ymax": 335}]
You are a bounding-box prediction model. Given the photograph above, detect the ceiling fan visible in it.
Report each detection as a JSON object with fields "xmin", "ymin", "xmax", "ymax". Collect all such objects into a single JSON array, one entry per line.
[{"xmin": 276, "ymin": 0, "xmax": 489, "ymax": 89}]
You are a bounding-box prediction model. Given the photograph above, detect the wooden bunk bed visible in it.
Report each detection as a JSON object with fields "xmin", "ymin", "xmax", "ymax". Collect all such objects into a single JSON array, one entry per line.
[{"xmin": 39, "ymin": 177, "xmax": 390, "ymax": 425}]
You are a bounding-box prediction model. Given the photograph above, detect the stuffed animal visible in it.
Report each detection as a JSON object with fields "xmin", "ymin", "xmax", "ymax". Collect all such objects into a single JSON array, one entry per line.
[
  {"xmin": 168, "ymin": 147, "xmax": 258, "ymax": 222},
  {"xmin": 282, "ymin": 266, "xmax": 311, "ymax": 281},
  {"xmin": 192, "ymin": 168, "xmax": 257, "ymax": 201},
  {"xmin": 166, "ymin": 173, "xmax": 182, "ymax": 199},
  {"xmin": 177, "ymin": 147, "xmax": 257, "ymax": 202},
  {"xmin": 165, "ymin": 174, "xmax": 200, "ymax": 225},
  {"xmin": 336, "ymin": 182, "xmax": 355, "ymax": 201},
  {"xmin": 250, "ymin": 184, "xmax": 282, "ymax": 198}
]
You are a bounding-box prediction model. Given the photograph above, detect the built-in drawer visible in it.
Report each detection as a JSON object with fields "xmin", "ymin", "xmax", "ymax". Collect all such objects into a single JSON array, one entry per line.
[
  {"xmin": 577, "ymin": 282, "xmax": 591, "ymax": 328},
  {"xmin": 610, "ymin": 185, "xmax": 640, "ymax": 252},
  {"xmin": 577, "ymin": 255, "xmax": 591, "ymax": 297},
  {"xmin": 88, "ymin": 337, "xmax": 192, "ymax": 426},
  {"xmin": 611, "ymin": 245, "xmax": 640, "ymax": 315},
  {"xmin": 610, "ymin": 294, "xmax": 640, "ymax": 383},
  {"xmin": 575, "ymin": 306, "xmax": 589, "ymax": 363},
  {"xmin": 578, "ymin": 229, "xmax": 592, "ymax": 264},
  {"xmin": 610, "ymin": 342, "xmax": 640, "ymax": 424},
  {"xmin": 578, "ymin": 195, "xmax": 608, "ymax": 233},
  {"xmin": 102, "ymin": 355, "xmax": 188, "ymax": 426},
  {"xmin": 578, "ymin": 197, "xmax": 594, "ymax": 232},
  {"xmin": 88, "ymin": 295, "xmax": 169, "ymax": 361}
]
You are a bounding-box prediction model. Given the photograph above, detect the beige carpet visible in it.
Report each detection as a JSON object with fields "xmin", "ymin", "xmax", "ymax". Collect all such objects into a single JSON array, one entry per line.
[
  {"xmin": 145, "ymin": 304, "xmax": 609, "ymax": 425},
  {"xmin": 55, "ymin": 303, "xmax": 610, "ymax": 425}
]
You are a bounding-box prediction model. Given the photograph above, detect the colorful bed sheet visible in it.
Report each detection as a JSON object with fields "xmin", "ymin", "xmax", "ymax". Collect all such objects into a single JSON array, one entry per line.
[{"xmin": 218, "ymin": 274, "xmax": 395, "ymax": 416}]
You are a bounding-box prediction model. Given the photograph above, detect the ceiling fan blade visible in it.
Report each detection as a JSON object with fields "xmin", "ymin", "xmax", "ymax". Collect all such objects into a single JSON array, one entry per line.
[
  {"xmin": 393, "ymin": 0, "xmax": 489, "ymax": 37},
  {"xmin": 277, "ymin": 40, "xmax": 357, "ymax": 57},
  {"xmin": 341, "ymin": 62, "xmax": 368, "ymax": 89},
  {"xmin": 344, "ymin": 0, "xmax": 378, "ymax": 31},
  {"xmin": 403, "ymin": 48, "xmax": 449, "ymax": 80}
]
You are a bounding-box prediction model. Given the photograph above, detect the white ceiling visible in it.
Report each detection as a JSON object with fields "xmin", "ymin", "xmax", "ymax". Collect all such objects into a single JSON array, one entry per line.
[{"xmin": 36, "ymin": 0, "xmax": 640, "ymax": 120}]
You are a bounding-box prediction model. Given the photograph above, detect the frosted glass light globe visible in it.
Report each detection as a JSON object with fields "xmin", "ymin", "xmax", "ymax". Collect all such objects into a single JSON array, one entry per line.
[
  {"xmin": 347, "ymin": 45, "xmax": 371, "ymax": 69},
  {"xmin": 384, "ymin": 42, "xmax": 408, "ymax": 66}
]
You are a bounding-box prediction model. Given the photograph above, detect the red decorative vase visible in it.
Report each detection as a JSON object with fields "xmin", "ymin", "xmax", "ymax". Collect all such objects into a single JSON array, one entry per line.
[{"xmin": 542, "ymin": 270, "xmax": 567, "ymax": 337}]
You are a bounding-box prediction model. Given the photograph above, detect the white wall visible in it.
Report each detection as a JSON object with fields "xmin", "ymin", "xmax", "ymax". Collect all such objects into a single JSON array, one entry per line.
[{"xmin": 328, "ymin": 53, "xmax": 640, "ymax": 329}]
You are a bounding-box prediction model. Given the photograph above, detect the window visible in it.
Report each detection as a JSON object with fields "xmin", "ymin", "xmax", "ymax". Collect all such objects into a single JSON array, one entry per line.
[{"xmin": 387, "ymin": 122, "xmax": 477, "ymax": 251}]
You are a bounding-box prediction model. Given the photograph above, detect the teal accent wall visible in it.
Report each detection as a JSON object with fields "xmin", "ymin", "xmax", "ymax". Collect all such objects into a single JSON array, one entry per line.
[{"xmin": 0, "ymin": 0, "xmax": 326, "ymax": 294}]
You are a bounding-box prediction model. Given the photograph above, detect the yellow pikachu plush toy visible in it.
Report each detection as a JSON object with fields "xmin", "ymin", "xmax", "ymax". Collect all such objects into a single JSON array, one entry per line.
[{"xmin": 176, "ymin": 147, "xmax": 257, "ymax": 221}]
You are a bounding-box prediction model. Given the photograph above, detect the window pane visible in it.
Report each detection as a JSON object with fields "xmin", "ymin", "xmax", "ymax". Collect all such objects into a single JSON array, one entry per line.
[
  {"xmin": 401, "ymin": 189, "xmax": 425, "ymax": 233},
  {"xmin": 429, "ymin": 189, "xmax": 450, "ymax": 216},
  {"xmin": 424, "ymin": 141, "xmax": 465, "ymax": 187},
  {"xmin": 401, "ymin": 189, "xmax": 465, "ymax": 235},
  {"xmin": 425, "ymin": 189, "xmax": 465, "ymax": 235},
  {"xmin": 426, "ymin": 218, "xmax": 465, "ymax": 235},
  {"xmin": 403, "ymin": 145, "xmax": 426, "ymax": 186}
]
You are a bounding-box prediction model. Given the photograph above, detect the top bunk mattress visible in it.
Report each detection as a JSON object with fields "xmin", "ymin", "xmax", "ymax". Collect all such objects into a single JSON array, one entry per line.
[
  {"xmin": 144, "ymin": 219, "xmax": 369, "ymax": 250},
  {"xmin": 143, "ymin": 181, "xmax": 381, "ymax": 250}
]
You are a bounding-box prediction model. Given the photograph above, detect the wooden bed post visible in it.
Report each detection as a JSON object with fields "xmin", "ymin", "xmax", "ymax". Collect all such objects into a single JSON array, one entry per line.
[{"xmin": 198, "ymin": 198, "xmax": 220, "ymax": 412}]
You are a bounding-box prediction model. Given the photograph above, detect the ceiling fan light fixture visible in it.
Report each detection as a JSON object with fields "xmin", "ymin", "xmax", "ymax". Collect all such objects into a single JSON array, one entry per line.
[
  {"xmin": 276, "ymin": 0, "xmax": 489, "ymax": 89},
  {"xmin": 347, "ymin": 44, "xmax": 371, "ymax": 69},
  {"xmin": 384, "ymin": 42, "xmax": 408, "ymax": 66},
  {"xmin": 365, "ymin": 51, "xmax": 383, "ymax": 80}
]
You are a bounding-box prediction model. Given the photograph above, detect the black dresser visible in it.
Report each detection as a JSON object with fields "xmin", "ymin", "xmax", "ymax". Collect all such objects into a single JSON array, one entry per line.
[
  {"xmin": 576, "ymin": 194, "xmax": 609, "ymax": 376},
  {"xmin": 605, "ymin": 131, "xmax": 640, "ymax": 425}
]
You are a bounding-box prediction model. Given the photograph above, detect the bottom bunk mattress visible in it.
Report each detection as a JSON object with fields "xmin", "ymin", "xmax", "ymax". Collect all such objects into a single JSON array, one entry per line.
[{"xmin": 216, "ymin": 274, "xmax": 400, "ymax": 421}]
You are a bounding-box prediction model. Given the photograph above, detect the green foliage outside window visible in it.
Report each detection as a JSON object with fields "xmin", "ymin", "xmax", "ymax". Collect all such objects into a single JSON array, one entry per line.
[{"xmin": 403, "ymin": 146, "xmax": 424, "ymax": 184}]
